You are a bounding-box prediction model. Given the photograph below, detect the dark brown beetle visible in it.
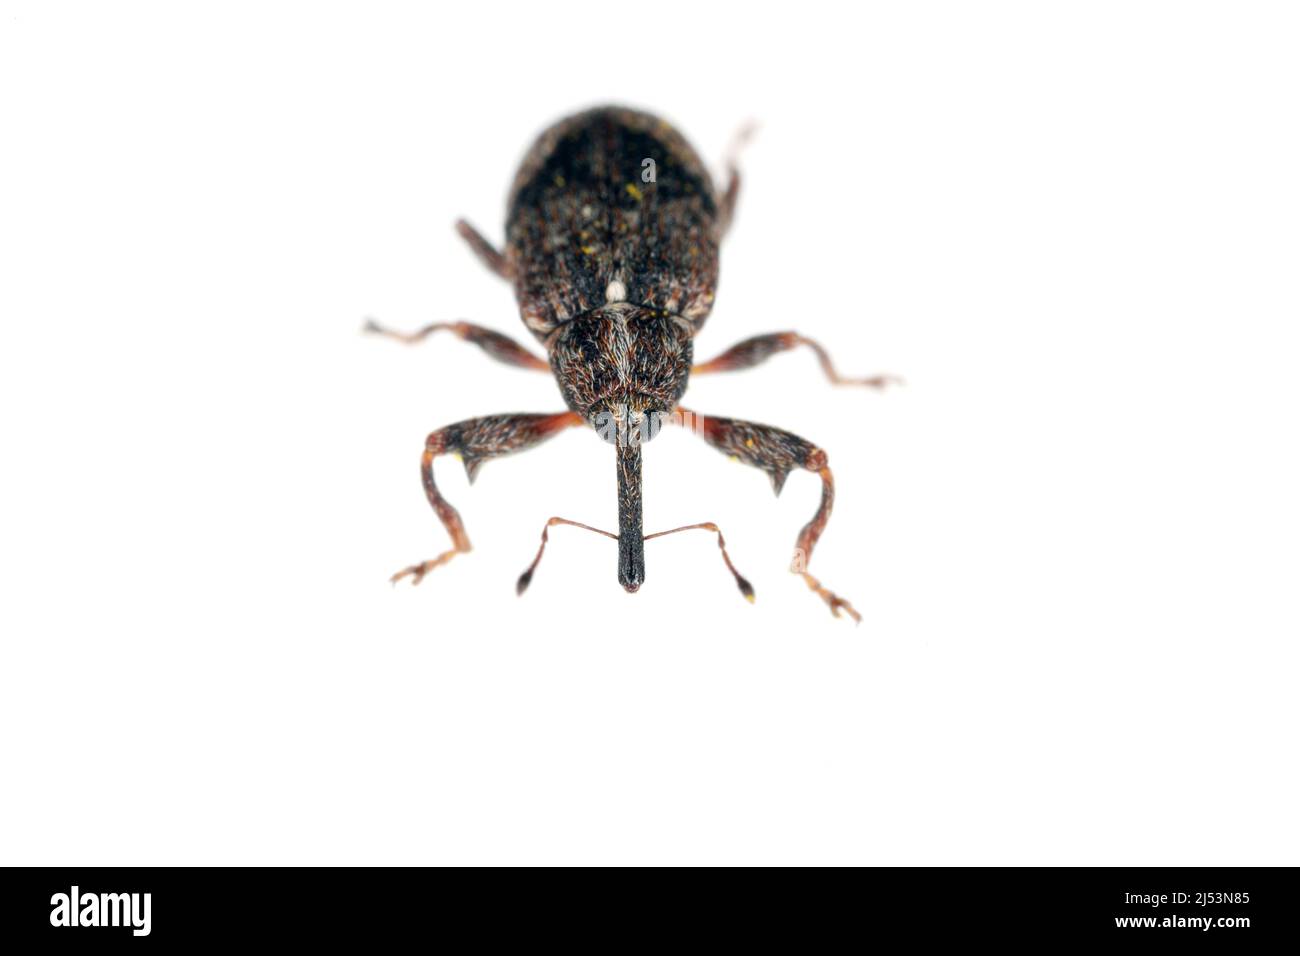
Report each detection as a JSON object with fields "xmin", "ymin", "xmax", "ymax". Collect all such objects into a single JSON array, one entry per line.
[{"xmin": 367, "ymin": 106, "xmax": 896, "ymax": 620}]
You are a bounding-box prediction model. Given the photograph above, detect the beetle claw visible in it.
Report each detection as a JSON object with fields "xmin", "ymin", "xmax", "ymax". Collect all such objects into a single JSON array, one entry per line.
[
  {"xmin": 389, "ymin": 549, "xmax": 460, "ymax": 586},
  {"xmin": 800, "ymin": 572, "xmax": 862, "ymax": 624}
]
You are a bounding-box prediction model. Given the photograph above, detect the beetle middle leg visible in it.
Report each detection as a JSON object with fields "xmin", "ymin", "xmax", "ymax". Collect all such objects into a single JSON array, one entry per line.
[
  {"xmin": 672, "ymin": 408, "xmax": 861, "ymax": 622},
  {"xmin": 364, "ymin": 319, "xmax": 548, "ymax": 371},
  {"xmin": 693, "ymin": 331, "xmax": 901, "ymax": 390},
  {"xmin": 391, "ymin": 411, "xmax": 582, "ymax": 586}
]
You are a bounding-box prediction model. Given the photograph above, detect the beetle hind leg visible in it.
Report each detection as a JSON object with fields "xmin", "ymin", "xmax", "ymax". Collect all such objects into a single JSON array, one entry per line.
[
  {"xmin": 718, "ymin": 121, "xmax": 757, "ymax": 238},
  {"xmin": 455, "ymin": 218, "xmax": 513, "ymax": 279}
]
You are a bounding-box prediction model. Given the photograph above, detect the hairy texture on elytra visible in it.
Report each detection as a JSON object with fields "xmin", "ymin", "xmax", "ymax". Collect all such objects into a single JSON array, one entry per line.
[{"xmin": 506, "ymin": 107, "xmax": 721, "ymax": 339}]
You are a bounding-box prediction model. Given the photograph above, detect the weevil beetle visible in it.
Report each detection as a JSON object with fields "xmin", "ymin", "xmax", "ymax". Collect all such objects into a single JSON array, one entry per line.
[{"xmin": 367, "ymin": 106, "xmax": 897, "ymax": 620}]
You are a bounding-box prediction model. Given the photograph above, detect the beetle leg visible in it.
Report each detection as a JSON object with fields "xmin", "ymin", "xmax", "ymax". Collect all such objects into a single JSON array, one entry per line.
[
  {"xmin": 391, "ymin": 411, "xmax": 583, "ymax": 586},
  {"xmin": 455, "ymin": 218, "xmax": 513, "ymax": 279},
  {"xmin": 364, "ymin": 318, "xmax": 548, "ymax": 371},
  {"xmin": 718, "ymin": 121, "xmax": 757, "ymax": 238},
  {"xmin": 693, "ymin": 331, "xmax": 901, "ymax": 389},
  {"xmin": 670, "ymin": 408, "xmax": 861, "ymax": 623}
]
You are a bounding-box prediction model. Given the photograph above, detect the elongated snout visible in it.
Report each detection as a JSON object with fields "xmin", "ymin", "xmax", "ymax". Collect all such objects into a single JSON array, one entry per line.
[
  {"xmin": 616, "ymin": 442, "xmax": 644, "ymax": 593},
  {"xmin": 618, "ymin": 534, "xmax": 644, "ymax": 592}
]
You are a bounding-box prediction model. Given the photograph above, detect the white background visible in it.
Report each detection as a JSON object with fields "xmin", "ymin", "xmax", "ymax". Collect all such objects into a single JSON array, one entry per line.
[{"xmin": 2, "ymin": 2, "xmax": 1297, "ymax": 865}]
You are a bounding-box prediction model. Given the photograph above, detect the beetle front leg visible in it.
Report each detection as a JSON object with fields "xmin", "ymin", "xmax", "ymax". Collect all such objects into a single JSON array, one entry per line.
[
  {"xmin": 672, "ymin": 408, "xmax": 861, "ymax": 622},
  {"xmin": 392, "ymin": 411, "xmax": 583, "ymax": 586},
  {"xmin": 693, "ymin": 331, "xmax": 901, "ymax": 389}
]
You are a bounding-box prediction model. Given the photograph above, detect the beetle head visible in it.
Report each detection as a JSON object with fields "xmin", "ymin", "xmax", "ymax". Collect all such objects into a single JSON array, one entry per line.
[{"xmin": 548, "ymin": 304, "xmax": 693, "ymax": 445}]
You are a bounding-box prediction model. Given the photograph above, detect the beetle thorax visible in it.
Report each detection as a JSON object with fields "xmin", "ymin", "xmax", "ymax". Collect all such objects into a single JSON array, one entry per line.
[{"xmin": 547, "ymin": 304, "xmax": 693, "ymax": 444}]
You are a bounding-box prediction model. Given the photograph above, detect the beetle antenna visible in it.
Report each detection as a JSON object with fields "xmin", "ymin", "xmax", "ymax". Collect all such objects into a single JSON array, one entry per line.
[
  {"xmin": 644, "ymin": 522, "xmax": 755, "ymax": 602},
  {"xmin": 516, "ymin": 518, "xmax": 617, "ymax": 595}
]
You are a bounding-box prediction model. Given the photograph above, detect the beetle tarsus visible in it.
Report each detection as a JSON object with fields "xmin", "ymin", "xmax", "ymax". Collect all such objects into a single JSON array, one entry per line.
[
  {"xmin": 391, "ymin": 549, "xmax": 464, "ymax": 586},
  {"xmin": 800, "ymin": 572, "xmax": 861, "ymax": 624}
]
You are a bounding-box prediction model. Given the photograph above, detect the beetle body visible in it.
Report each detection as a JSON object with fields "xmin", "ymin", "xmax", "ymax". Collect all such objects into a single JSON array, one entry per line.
[
  {"xmin": 370, "ymin": 105, "xmax": 894, "ymax": 620},
  {"xmin": 506, "ymin": 107, "xmax": 721, "ymax": 590},
  {"xmin": 508, "ymin": 108, "xmax": 721, "ymax": 339}
]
